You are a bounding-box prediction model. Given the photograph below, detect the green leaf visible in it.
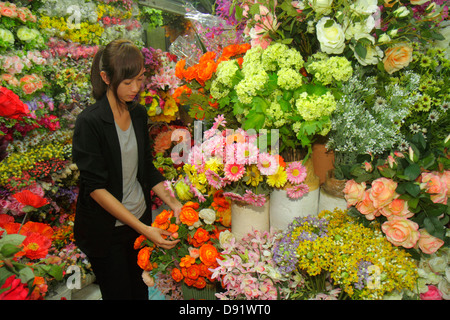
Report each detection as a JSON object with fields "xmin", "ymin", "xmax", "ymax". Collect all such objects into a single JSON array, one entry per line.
[
  {"xmin": 403, "ymin": 163, "xmax": 421, "ymax": 181},
  {"xmin": 0, "ymin": 243, "xmax": 21, "ymax": 258},
  {"xmin": 354, "ymin": 41, "xmax": 367, "ymax": 59},
  {"xmin": 243, "ymin": 111, "xmax": 265, "ymax": 130}
]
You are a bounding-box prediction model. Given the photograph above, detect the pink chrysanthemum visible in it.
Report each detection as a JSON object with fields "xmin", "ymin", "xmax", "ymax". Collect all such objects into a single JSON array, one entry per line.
[
  {"xmin": 205, "ymin": 169, "xmax": 225, "ymax": 189},
  {"xmin": 286, "ymin": 184, "xmax": 309, "ymax": 199},
  {"xmin": 257, "ymin": 153, "xmax": 278, "ymax": 175},
  {"xmin": 223, "ymin": 192, "xmax": 244, "ymax": 203},
  {"xmin": 224, "ymin": 163, "xmax": 245, "ymax": 181},
  {"xmin": 190, "ymin": 184, "xmax": 206, "ymax": 202},
  {"xmin": 242, "ymin": 190, "xmax": 266, "ymax": 207},
  {"xmin": 286, "ymin": 161, "xmax": 307, "ymax": 184}
]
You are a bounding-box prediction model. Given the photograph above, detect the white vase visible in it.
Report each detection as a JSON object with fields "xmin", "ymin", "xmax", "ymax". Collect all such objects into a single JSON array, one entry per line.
[
  {"xmin": 270, "ymin": 188, "xmax": 319, "ymax": 231},
  {"xmin": 270, "ymin": 158, "xmax": 320, "ymax": 231},
  {"xmin": 231, "ymin": 200, "xmax": 270, "ymax": 241}
]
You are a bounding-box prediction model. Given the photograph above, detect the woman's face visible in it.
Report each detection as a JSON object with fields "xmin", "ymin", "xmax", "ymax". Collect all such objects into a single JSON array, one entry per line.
[{"xmin": 115, "ymin": 68, "xmax": 145, "ymax": 103}]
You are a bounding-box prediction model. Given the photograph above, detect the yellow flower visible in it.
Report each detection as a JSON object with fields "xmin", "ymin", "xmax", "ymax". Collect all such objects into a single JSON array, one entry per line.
[
  {"xmin": 244, "ymin": 164, "xmax": 263, "ymax": 187},
  {"xmin": 267, "ymin": 166, "xmax": 287, "ymax": 188}
]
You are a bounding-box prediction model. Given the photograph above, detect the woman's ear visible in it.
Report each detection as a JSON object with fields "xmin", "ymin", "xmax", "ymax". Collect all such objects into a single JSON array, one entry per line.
[{"xmin": 100, "ymin": 71, "xmax": 110, "ymax": 85}]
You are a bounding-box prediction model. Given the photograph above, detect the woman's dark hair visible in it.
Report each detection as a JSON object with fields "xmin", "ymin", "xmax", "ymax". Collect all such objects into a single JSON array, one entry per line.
[{"xmin": 90, "ymin": 39, "xmax": 144, "ymax": 105}]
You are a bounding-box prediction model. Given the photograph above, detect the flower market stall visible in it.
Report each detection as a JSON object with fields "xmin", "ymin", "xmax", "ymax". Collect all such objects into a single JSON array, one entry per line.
[{"xmin": 0, "ymin": 0, "xmax": 449, "ymax": 301}]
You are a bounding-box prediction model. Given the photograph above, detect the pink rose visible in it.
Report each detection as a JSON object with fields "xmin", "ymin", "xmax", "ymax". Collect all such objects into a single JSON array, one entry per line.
[
  {"xmin": 381, "ymin": 217, "xmax": 420, "ymax": 248},
  {"xmin": 188, "ymin": 247, "xmax": 200, "ymax": 259},
  {"xmin": 343, "ymin": 179, "xmax": 366, "ymax": 207},
  {"xmin": 420, "ymin": 285, "xmax": 442, "ymax": 300},
  {"xmin": 420, "ymin": 172, "xmax": 448, "ymax": 204},
  {"xmin": 417, "ymin": 229, "xmax": 444, "ymax": 254},
  {"xmin": 369, "ymin": 178, "xmax": 398, "ymax": 208},
  {"xmin": 356, "ymin": 190, "xmax": 380, "ymax": 220},
  {"xmin": 379, "ymin": 198, "xmax": 413, "ymax": 219}
]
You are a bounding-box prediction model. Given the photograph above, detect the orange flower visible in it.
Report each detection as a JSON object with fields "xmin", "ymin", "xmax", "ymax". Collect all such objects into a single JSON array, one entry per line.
[
  {"xmin": 191, "ymin": 228, "xmax": 210, "ymax": 247},
  {"xmin": 20, "ymin": 221, "xmax": 53, "ymax": 240},
  {"xmin": 137, "ymin": 247, "xmax": 153, "ymax": 271},
  {"xmin": 180, "ymin": 255, "xmax": 196, "ymax": 268},
  {"xmin": 199, "ymin": 51, "xmax": 217, "ymax": 63},
  {"xmin": 152, "ymin": 209, "xmax": 173, "ymax": 230},
  {"xmin": 193, "ymin": 276, "xmax": 207, "ymax": 289},
  {"xmin": 197, "ymin": 60, "xmax": 217, "ymax": 83},
  {"xmin": 172, "ymin": 85, "xmax": 192, "ymax": 104},
  {"xmin": 16, "ymin": 232, "xmax": 52, "ymax": 260},
  {"xmin": 134, "ymin": 235, "xmax": 147, "ymax": 249},
  {"xmin": 183, "ymin": 65, "xmax": 199, "ymax": 82},
  {"xmin": 175, "ymin": 59, "xmax": 186, "ymax": 79},
  {"xmin": 277, "ymin": 155, "xmax": 286, "ymax": 168},
  {"xmin": 186, "ymin": 264, "xmax": 200, "ymax": 280},
  {"xmin": 199, "ymin": 243, "xmax": 219, "ymax": 266},
  {"xmin": 180, "ymin": 202, "xmax": 199, "ymax": 226},
  {"xmin": 171, "ymin": 267, "xmax": 184, "ymax": 282},
  {"xmin": 212, "ymin": 190, "xmax": 231, "ymax": 213},
  {"xmin": 167, "ymin": 223, "xmax": 179, "ymax": 234},
  {"xmin": 383, "ymin": 44, "xmax": 413, "ymax": 74},
  {"xmin": 30, "ymin": 276, "xmax": 47, "ymax": 300}
]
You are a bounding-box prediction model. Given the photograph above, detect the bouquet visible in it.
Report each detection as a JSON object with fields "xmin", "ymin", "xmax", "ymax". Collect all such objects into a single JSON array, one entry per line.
[
  {"xmin": 135, "ymin": 197, "xmax": 230, "ymax": 291},
  {"xmin": 165, "ymin": 114, "xmax": 310, "ymax": 207},
  {"xmin": 342, "ymin": 133, "xmax": 449, "ymax": 256},
  {"xmin": 211, "ymin": 228, "xmax": 305, "ymax": 300},
  {"xmin": 273, "ymin": 208, "xmax": 419, "ymax": 299}
]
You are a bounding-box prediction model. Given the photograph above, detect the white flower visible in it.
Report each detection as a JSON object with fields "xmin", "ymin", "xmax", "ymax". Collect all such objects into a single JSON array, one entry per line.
[
  {"xmin": 344, "ymin": 16, "xmax": 375, "ymax": 40},
  {"xmin": 350, "ymin": 34, "xmax": 384, "ymax": 66},
  {"xmin": 393, "ymin": 6, "xmax": 410, "ymax": 18},
  {"xmin": 308, "ymin": 0, "xmax": 333, "ymax": 15},
  {"xmin": 16, "ymin": 27, "xmax": 40, "ymax": 42},
  {"xmin": 0, "ymin": 28, "xmax": 15, "ymax": 44},
  {"xmin": 219, "ymin": 229, "xmax": 235, "ymax": 247},
  {"xmin": 350, "ymin": 0, "xmax": 378, "ymax": 15},
  {"xmin": 199, "ymin": 208, "xmax": 216, "ymax": 225},
  {"xmin": 316, "ymin": 17, "xmax": 346, "ymax": 54}
]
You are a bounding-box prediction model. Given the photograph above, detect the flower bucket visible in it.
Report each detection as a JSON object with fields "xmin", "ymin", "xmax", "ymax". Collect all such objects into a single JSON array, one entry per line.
[
  {"xmin": 318, "ymin": 170, "xmax": 347, "ymax": 213},
  {"xmin": 45, "ymin": 281, "xmax": 72, "ymax": 300},
  {"xmin": 231, "ymin": 199, "xmax": 270, "ymax": 241},
  {"xmin": 270, "ymin": 158, "xmax": 320, "ymax": 231},
  {"xmin": 312, "ymin": 142, "xmax": 335, "ymax": 185},
  {"xmin": 181, "ymin": 282, "xmax": 217, "ymax": 300}
]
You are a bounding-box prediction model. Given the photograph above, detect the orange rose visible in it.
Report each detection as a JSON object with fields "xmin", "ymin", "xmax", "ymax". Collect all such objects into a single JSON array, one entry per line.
[
  {"xmin": 417, "ymin": 229, "xmax": 444, "ymax": 254},
  {"xmin": 186, "ymin": 264, "xmax": 200, "ymax": 280},
  {"xmin": 152, "ymin": 209, "xmax": 173, "ymax": 229},
  {"xmin": 180, "ymin": 255, "xmax": 196, "ymax": 268},
  {"xmin": 344, "ymin": 179, "xmax": 366, "ymax": 207},
  {"xmin": 381, "ymin": 217, "xmax": 420, "ymax": 248},
  {"xmin": 134, "ymin": 235, "xmax": 147, "ymax": 249},
  {"xmin": 193, "ymin": 276, "xmax": 207, "ymax": 289},
  {"xmin": 369, "ymin": 178, "xmax": 398, "ymax": 208},
  {"xmin": 199, "ymin": 243, "xmax": 219, "ymax": 266},
  {"xmin": 199, "ymin": 263, "xmax": 215, "ymax": 281},
  {"xmin": 383, "ymin": 44, "xmax": 413, "ymax": 74},
  {"xmin": 356, "ymin": 190, "xmax": 380, "ymax": 220},
  {"xmin": 171, "ymin": 267, "xmax": 184, "ymax": 282},
  {"xmin": 379, "ymin": 198, "xmax": 414, "ymax": 219},
  {"xmin": 191, "ymin": 228, "xmax": 210, "ymax": 247},
  {"xmin": 180, "ymin": 202, "xmax": 200, "ymax": 226},
  {"xmin": 137, "ymin": 247, "xmax": 153, "ymax": 271}
]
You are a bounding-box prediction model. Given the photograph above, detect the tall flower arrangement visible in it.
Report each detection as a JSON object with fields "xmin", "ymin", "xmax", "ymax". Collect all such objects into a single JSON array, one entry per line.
[
  {"xmin": 165, "ymin": 115, "xmax": 310, "ymax": 207},
  {"xmin": 342, "ymin": 133, "xmax": 449, "ymax": 256}
]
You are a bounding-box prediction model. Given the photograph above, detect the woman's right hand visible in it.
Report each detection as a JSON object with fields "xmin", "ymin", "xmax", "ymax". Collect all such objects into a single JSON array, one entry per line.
[{"xmin": 143, "ymin": 226, "xmax": 180, "ymax": 249}]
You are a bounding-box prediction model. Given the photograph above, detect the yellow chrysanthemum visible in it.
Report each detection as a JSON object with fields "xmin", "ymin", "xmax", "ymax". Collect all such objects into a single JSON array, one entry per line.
[{"xmin": 266, "ymin": 166, "xmax": 287, "ymax": 188}]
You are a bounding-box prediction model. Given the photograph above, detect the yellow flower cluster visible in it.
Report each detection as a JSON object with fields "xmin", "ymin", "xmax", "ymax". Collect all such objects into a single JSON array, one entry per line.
[
  {"xmin": 39, "ymin": 16, "xmax": 103, "ymax": 44},
  {"xmin": 96, "ymin": 3, "xmax": 133, "ymax": 20},
  {"xmin": 0, "ymin": 142, "xmax": 66, "ymax": 185},
  {"xmin": 294, "ymin": 209, "xmax": 418, "ymax": 299}
]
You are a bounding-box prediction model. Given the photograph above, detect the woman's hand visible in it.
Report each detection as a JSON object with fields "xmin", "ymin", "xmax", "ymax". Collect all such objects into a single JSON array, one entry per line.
[{"xmin": 143, "ymin": 226, "xmax": 180, "ymax": 249}]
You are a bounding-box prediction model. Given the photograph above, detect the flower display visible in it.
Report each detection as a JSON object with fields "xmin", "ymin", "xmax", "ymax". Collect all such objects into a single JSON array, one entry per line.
[
  {"xmin": 273, "ymin": 209, "xmax": 419, "ymax": 299},
  {"xmin": 136, "ymin": 198, "xmax": 230, "ymax": 292},
  {"xmin": 342, "ymin": 133, "xmax": 449, "ymax": 255},
  {"xmin": 166, "ymin": 114, "xmax": 310, "ymax": 207},
  {"xmin": 211, "ymin": 228, "xmax": 305, "ymax": 300}
]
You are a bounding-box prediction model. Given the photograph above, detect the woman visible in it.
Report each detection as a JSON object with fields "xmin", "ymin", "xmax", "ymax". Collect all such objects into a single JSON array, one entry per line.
[{"xmin": 72, "ymin": 39, "xmax": 182, "ymax": 300}]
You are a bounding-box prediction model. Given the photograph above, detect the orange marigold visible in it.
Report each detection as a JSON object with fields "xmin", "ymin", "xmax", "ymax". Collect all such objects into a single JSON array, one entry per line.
[
  {"xmin": 175, "ymin": 59, "xmax": 186, "ymax": 79},
  {"xmin": 199, "ymin": 243, "xmax": 219, "ymax": 266},
  {"xmin": 172, "ymin": 267, "xmax": 184, "ymax": 282}
]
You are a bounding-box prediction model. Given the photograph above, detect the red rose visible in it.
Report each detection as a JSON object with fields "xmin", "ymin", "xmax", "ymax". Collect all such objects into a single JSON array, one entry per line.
[
  {"xmin": 0, "ymin": 86, "xmax": 29, "ymax": 119},
  {"xmin": 0, "ymin": 275, "xmax": 31, "ymax": 300}
]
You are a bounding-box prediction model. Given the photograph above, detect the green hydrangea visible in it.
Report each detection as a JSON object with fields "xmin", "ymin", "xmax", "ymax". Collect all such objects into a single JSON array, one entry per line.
[
  {"xmin": 277, "ymin": 68, "xmax": 303, "ymax": 90},
  {"xmin": 295, "ymin": 91, "xmax": 336, "ymax": 121},
  {"xmin": 306, "ymin": 54, "xmax": 353, "ymax": 85}
]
